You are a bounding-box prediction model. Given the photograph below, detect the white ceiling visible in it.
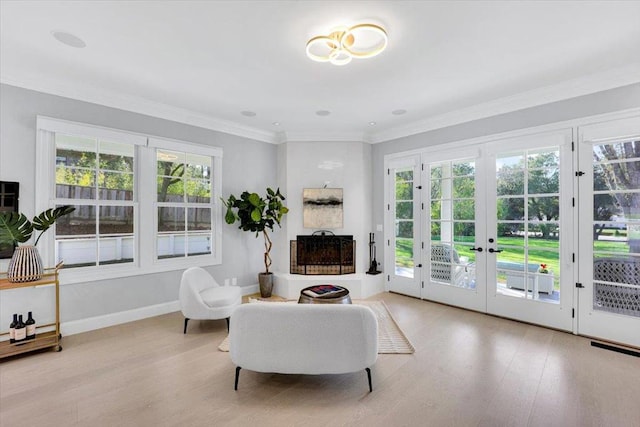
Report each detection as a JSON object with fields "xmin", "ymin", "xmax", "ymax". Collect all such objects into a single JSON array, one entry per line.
[{"xmin": 1, "ymin": 1, "xmax": 639, "ymax": 144}]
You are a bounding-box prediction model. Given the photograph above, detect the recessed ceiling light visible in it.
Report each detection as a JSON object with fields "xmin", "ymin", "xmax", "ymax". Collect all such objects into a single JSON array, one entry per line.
[
  {"xmin": 272, "ymin": 122, "xmax": 281, "ymax": 126},
  {"xmin": 316, "ymin": 110, "xmax": 331, "ymax": 116},
  {"xmin": 391, "ymin": 109, "xmax": 407, "ymax": 116},
  {"xmin": 241, "ymin": 111, "xmax": 256, "ymax": 117},
  {"xmin": 51, "ymin": 30, "xmax": 86, "ymax": 48},
  {"xmin": 369, "ymin": 122, "xmax": 377, "ymax": 126}
]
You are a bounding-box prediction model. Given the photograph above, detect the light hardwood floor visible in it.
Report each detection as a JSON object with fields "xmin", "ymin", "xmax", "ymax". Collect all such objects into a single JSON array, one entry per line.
[{"xmin": 1, "ymin": 292, "xmax": 639, "ymax": 427}]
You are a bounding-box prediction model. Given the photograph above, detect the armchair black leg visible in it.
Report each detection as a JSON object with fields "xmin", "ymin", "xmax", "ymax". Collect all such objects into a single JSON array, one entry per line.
[
  {"xmin": 183, "ymin": 318, "xmax": 189, "ymax": 334},
  {"xmin": 366, "ymin": 368, "xmax": 372, "ymax": 392},
  {"xmin": 234, "ymin": 366, "xmax": 242, "ymax": 390},
  {"xmin": 226, "ymin": 317, "xmax": 230, "ymax": 332}
]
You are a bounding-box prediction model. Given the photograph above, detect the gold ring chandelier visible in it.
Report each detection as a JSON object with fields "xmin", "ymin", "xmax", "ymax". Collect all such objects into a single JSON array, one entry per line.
[{"xmin": 306, "ymin": 23, "xmax": 388, "ymax": 66}]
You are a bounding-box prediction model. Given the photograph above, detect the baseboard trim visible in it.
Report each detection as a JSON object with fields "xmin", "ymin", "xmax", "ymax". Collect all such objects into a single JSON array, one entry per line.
[
  {"xmin": 61, "ymin": 286, "xmax": 259, "ymax": 336},
  {"xmin": 61, "ymin": 301, "xmax": 181, "ymax": 336}
]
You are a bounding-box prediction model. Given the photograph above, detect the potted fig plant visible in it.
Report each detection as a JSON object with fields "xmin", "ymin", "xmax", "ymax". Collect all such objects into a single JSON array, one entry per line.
[
  {"xmin": 222, "ymin": 188, "xmax": 288, "ymax": 297},
  {"xmin": 0, "ymin": 206, "xmax": 75, "ymax": 282}
]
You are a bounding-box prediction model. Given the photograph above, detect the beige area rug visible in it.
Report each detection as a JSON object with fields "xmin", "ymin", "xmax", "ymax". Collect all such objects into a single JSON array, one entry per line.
[{"xmin": 217, "ymin": 300, "xmax": 415, "ymax": 354}]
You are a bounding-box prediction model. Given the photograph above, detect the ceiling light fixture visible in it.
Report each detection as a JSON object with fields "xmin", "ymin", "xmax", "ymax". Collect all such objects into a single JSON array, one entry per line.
[{"xmin": 306, "ymin": 23, "xmax": 387, "ymax": 66}]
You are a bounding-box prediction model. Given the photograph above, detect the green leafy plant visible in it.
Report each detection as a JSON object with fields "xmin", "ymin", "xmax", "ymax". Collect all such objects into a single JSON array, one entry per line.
[
  {"xmin": 222, "ymin": 188, "xmax": 288, "ymax": 273},
  {"xmin": 0, "ymin": 206, "xmax": 75, "ymax": 248}
]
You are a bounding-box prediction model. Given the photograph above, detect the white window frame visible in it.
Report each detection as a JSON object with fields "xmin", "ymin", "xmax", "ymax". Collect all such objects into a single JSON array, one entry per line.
[
  {"xmin": 36, "ymin": 117, "xmax": 223, "ymax": 284},
  {"xmin": 148, "ymin": 137, "xmax": 223, "ymax": 269}
]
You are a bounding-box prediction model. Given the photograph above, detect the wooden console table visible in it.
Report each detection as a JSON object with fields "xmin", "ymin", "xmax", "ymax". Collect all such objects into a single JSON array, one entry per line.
[{"xmin": 0, "ymin": 263, "xmax": 63, "ymax": 358}]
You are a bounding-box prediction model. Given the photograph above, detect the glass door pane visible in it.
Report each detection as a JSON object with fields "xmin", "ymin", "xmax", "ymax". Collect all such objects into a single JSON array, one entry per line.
[
  {"xmin": 395, "ymin": 167, "xmax": 415, "ymax": 278},
  {"xmin": 495, "ymin": 149, "xmax": 560, "ymax": 303},
  {"xmin": 591, "ymin": 140, "xmax": 640, "ymax": 318},
  {"xmin": 429, "ymin": 160, "xmax": 477, "ymax": 289}
]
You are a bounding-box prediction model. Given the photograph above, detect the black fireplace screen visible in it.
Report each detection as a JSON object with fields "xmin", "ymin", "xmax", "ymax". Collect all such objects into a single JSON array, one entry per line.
[{"xmin": 290, "ymin": 235, "xmax": 355, "ymax": 275}]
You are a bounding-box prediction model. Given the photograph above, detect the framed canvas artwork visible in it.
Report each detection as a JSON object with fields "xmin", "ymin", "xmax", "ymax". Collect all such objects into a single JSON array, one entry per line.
[{"xmin": 303, "ymin": 188, "xmax": 343, "ymax": 229}]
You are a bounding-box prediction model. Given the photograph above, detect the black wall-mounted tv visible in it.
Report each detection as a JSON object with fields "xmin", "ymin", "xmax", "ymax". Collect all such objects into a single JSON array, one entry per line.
[{"xmin": 0, "ymin": 181, "xmax": 20, "ymax": 259}]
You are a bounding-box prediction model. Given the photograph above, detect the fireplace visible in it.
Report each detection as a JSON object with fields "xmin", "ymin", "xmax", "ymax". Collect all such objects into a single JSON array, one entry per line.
[{"xmin": 290, "ymin": 234, "xmax": 355, "ymax": 275}]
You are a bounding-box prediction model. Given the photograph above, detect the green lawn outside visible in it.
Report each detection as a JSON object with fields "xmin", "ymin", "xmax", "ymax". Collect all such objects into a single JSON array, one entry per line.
[{"xmin": 395, "ymin": 235, "xmax": 632, "ymax": 284}]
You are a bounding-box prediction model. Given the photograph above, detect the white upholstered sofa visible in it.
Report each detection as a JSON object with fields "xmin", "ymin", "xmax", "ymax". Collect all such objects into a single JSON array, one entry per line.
[{"xmin": 229, "ymin": 303, "xmax": 378, "ymax": 392}]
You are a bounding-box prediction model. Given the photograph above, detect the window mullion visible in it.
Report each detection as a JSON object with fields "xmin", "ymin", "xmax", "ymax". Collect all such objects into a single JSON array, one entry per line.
[{"xmin": 138, "ymin": 142, "xmax": 155, "ymax": 269}]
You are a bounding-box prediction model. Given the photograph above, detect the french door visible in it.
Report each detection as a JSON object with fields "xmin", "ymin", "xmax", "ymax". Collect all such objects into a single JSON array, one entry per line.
[
  {"xmin": 423, "ymin": 148, "xmax": 487, "ymax": 312},
  {"xmin": 386, "ymin": 155, "xmax": 421, "ymax": 297},
  {"xmin": 485, "ymin": 131, "xmax": 574, "ymax": 331},
  {"xmin": 577, "ymin": 116, "xmax": 640, "ymax": 348},
  {"xmin": 386, "ymin": 130, "xmax": 574, "ymax": 331}
]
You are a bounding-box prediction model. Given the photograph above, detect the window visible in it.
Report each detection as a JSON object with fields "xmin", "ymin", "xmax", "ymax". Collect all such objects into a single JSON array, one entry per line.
[
  {"xmin": 54, "ymin": 134, "xmax": 136, "ymax": 267},
  {"xmin": 36, "ymin": 117, "xmax": 222, "ymax": 283},
  {"xmin": 150, "ymin": 138, "xmax": 220, "ymax": 261}
]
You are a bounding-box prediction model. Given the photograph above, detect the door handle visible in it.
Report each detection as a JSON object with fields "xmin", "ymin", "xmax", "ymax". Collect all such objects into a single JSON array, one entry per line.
[
  {"xmin": 416, "ymin": 264, "xmax": 423, "ymax": 268},
  {"xmin": 488, "ymin": 248, "xmax": 503, "ymax": 253},
  {"xmin": 470, "ymin": 247, "xmax": 483, "ymax": 252}
]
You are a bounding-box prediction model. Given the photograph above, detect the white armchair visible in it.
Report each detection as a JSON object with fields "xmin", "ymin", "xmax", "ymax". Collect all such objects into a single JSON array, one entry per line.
[
  {"xmin": 431, "ymin": 244, "xmax": 472, "ymax": 287},
  {"xmin": 179, "ymin": 267, "xmax": 242, "ymax": 334}
]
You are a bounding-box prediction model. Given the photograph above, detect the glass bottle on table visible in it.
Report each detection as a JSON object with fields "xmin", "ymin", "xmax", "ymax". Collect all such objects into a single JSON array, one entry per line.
[
  {"xmin": 9, "ymin": 314, "xmax": 18, "ymax": 344},
  {"xmin": 25, "ymin": 311, "xmax": 36, "ymax": 340},
  {"xmin": 14, "ymin": 314, "xmax": 26, "ymax": 343}
]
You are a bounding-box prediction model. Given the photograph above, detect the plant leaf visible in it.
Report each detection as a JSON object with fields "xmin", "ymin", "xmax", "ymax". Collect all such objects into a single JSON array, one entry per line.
[
  {"xmin": 251, "ymin": 208, "xmax": 262, "ymax": 222},
  {"xmin": 32, "ymin": 206, "xmax": 75, "ymax": 231},
  {"xmin": 248, "ymin": 193, "xmax": 261, "ymax": 207},
  {"xmin": 0, "ymin": 212, "xmax": 33, "ymax": 245},
  {"xmin": 225, "ymin": 207, "xmax": 236, "ymax": 224}
]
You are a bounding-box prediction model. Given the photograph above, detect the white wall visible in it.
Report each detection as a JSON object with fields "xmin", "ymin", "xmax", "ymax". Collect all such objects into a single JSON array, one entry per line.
[
  {"xmin": 0, "ymin": 84, "xmax": 277, "ymax": 331},
  {"xmin": 275, "ymin": 142, "xmax": 374, "ymax": 274}
]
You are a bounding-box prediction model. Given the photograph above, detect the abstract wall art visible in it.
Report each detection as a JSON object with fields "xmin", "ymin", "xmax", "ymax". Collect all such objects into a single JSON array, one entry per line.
[{"xmin": 303, "ymin": 188, "xmax": 343, "ymax": 229}]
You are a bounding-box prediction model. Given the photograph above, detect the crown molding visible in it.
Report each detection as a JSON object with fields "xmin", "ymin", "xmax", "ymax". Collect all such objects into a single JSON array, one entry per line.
[
  {"xmin": 281, "ymin": 130, "xmax": 369, "ymax": 143},
  {"xmin": 0, "ymin": 72, "xmax": 278, "ymax": 144},
  {"xmin": 369, "ymin": 63, "xmax": 640, "ymax": 144},
  {"xmin": 3, "ymin": 62, "xmax": 639, "ymax": 147}
]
